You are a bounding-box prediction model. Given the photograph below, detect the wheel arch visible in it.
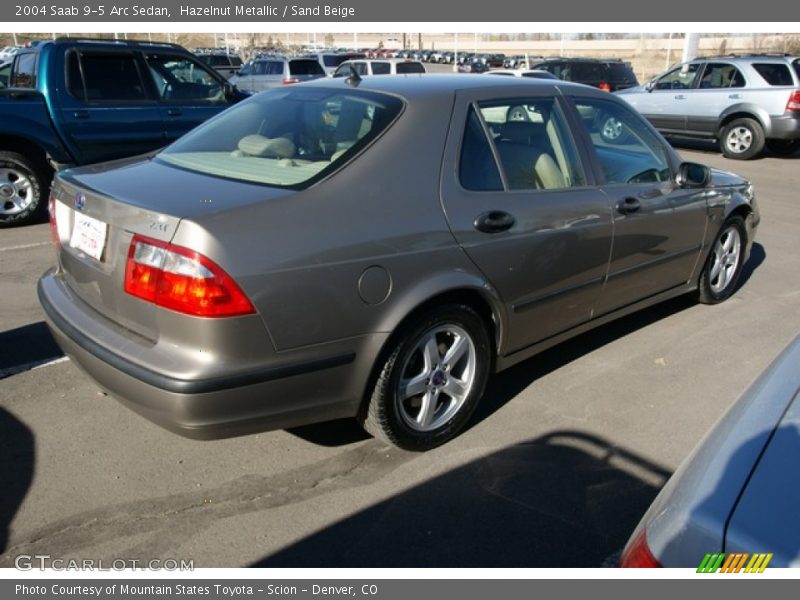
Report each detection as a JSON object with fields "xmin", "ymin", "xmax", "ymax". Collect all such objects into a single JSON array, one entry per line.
[
  {"xmin": 717, "ymin": 105, "xmax": 769, "ymax": 136},
  {"xmin": 359, "ymin": 276, "xmax": 507, "ymax": 415}
]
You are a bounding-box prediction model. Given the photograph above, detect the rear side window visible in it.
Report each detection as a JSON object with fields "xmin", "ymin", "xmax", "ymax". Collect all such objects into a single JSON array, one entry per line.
[
  {"xmin": 459, "ymin": 106, "xmax": 503, "ymax": 191},
  {"xmin": 289, "ymin": 60, "xmax": 325, "ymax": 76},
  {"xmin": 571, "ymin": 62, "xmax": 606, "ymax": 81},
  {"xmin": 11, "ymin": 53, "xmax": 37, "ymax": 88},
  {"xmin": 752, "ymin": 63, "xmax": 794, "ymax": 86},
  {"xmin": 371, "ymin": 62, "xmax": 391, "ymax": 75},
  {"xmin": 396, "ymin": 62, "xmax": 425, "ymax": 74},
  {"xmin": 699, "ymin": 63, "xmax": 745, "ymax": 88},
  {"xmin": 476, "ymin": 98, "xmax": 585, "ymax": 191},
  {"xmin": 68, "ymin": 52, "xmax": 147, "ymax": 101}
]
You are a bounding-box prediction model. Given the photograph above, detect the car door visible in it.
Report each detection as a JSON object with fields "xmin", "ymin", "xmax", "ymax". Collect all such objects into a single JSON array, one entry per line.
[
  {"xmin": 685, "ymin": 62, "xmax": 747, "ymax": 135},
  {"xmin": 440, "ymin": 89, "xmax": 614, "ymax": 354},
  {"xmin": 568, "ymin": 95, "xmax": 709, "ymax": 316},
  {"xmin": 144, "ymin": 52, "xmax": 231, "ymax": 144},
  {"xmin": 56, "ymin": 49, "xmax": 164, "ymax": 165},
  {"xmin": 620, "ymin": 63, "xmax": 702, "ymax": 134}
]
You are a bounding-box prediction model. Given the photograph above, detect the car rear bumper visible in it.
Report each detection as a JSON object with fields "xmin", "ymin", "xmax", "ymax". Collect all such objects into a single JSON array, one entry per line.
[
  {"xmin": 766, "ymin": 114, "xmax": 800, "ymax": 140},
  {"xmin": 39, "ymin": 269, "xmax": 386, "ymax": 439}
]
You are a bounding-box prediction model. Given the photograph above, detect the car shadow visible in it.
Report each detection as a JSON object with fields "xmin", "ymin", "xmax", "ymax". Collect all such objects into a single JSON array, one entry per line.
[
  {"xmin": 252, "ymin": 431, "xmax": 671, "ymax": 567},
  {"xmin": 667, "ymin": 138, "xmax": 799, "ymax": 159},
  {"xmin": 738, "ymin": 242, "xmax": 766, "ymax": 290},
  {"xmin": 0, "ymin": 322, "xmax": 63, "ymax": 379},
  {"xmin": 0, "ymin": 407, "xmax": 35, "ymax": 553}
]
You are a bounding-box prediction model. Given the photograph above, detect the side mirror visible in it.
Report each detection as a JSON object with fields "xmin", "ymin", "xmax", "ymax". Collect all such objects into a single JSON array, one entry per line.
[
  {"xmin": 645, "ymin": 78, "xmax": 656, "ymax": 92},
  {"xmin": 676, "ymin": 162, "xmax": 710, "ymax": 188}
]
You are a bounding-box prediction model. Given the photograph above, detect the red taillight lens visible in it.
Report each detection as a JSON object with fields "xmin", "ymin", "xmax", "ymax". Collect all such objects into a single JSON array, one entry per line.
[
  {"xmin": 282, "ymin": 78, "xmax": 300, "ymax": 85},
  {"xmin": 124, "ymin": 235, "xmax": 255, "ymax": 318},
  {"xmin": 619, "ymin": 529, "xmax": 662, "ymax": 568},
  {"xmin": 599, "ymin": 82, "xmax": 612, "ymax": 92},
  {"xmin": 48, "ymin": 190, "xmax": 60, "ymax": 249},
  {"xmin": 787, "ymin": 90, "xmax": 800, "ymax": 112}
]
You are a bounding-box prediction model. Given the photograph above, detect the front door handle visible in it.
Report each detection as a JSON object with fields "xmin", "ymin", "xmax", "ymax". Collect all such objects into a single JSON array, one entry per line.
[
  {"xmin": 473, "ymin": 210, "xmax": 515, "ymax": 234},
  {"xmin": 617, "ymin": 197, "xmax": 641, "ymax": 214},
  {"xmin": 674, "ymin": 94, "xmax": 687, "ymax": 100},
  {"xmin": 73, "ymin": 110, "xmax": 89, "ymax": 119},
  {"xmin": 167, "ymin": 108, "xmax": 183, "ymax": 117}
]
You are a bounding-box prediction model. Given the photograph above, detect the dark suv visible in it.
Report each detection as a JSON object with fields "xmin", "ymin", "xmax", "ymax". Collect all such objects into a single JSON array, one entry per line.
[{"xmin": 531, "ymin": 57, "xmax": 639, "ymax": 92}]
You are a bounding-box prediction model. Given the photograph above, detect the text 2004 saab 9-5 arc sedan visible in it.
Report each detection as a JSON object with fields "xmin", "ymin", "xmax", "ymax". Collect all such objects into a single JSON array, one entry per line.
[{"xmin": 39, "ymin": 74, "xmax": 759, "ymax": 451}]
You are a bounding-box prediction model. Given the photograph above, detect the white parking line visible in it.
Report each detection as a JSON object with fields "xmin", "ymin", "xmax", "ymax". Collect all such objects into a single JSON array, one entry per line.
[
  {"xmin": 0, "ymin": 355, "xmax": 69, "ymax": 379},
  {"xmin": 0, "ymin": 241, "xmax": 51, "ymax": 252}
]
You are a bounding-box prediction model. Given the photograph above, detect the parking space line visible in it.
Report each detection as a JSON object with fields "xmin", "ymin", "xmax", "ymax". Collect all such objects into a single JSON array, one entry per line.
[
  {"xmin": 0, "ymin": 355, "xmax": 69, "ymax": 379},
  {"xmin": 0, "ymin": 241, "xmax": 52, "ymax": 252}
]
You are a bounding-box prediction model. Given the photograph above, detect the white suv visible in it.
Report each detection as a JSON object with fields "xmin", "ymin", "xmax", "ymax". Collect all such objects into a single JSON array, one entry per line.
[{"xmin": 332, "ymin": 58, "xmax": 426, "ymax": 78}]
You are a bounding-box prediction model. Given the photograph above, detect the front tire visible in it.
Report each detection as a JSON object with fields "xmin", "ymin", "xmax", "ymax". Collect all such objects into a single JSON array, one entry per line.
[
  {"xmin": 720, "ymin": 118, "xmax": 765, "ymax": 160},
  {"xmin": 360, "ymin": 303, "xmax": 491, "ymax": 451},
  {"xmin": 697, "ymin": 216, "xmax": 747, "ymax": 304},
  {"xmin": 0, "ymin": 151, "xmax": 51, "ymax": 228}
]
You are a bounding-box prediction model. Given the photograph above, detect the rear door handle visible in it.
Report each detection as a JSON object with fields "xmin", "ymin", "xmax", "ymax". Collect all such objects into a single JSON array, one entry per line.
[
  {"xmin": 728, "ymin": 93, "xmax": 742, "ymax": 99},
  {"xmin": 674, "ymin": 94, "xmax": 686, "ymax": 100},
  {"xmin": 73, "ymin": 110, "xmax": 89, "ymax": 119},
  {"xmin": 617, "ymin": 197, "xmax": 641, "ymax": 214},
  {"xmin": 167, "ymin": 108, "xmax": 183, "ymax": 117},
  {"xmin": 473, "ymin": 210, "xmax": 515, "ymax": 234}
]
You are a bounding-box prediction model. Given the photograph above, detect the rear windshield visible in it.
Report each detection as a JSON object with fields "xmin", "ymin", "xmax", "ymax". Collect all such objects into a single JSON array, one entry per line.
[
  {"xmin": 396, "ymin": 62, "xmax": 425, "ymax": 74},
  {"xmin": 158, "ymin": 88, "xmax": 403, "ymax": 189},
  {"xmin": 753, "ymin": 63, "xmax": 794, "ymax": 86},
  {"xmin": 289, "ymin": 59, "xmax": 325, "ymax": 76},
  {"xmin": 607, "ymin": 62, "xmax": 637, "ymax": 83},
  {"xmin": 322, "ymin": 55, "xmax": 349, "ymax": 67}
]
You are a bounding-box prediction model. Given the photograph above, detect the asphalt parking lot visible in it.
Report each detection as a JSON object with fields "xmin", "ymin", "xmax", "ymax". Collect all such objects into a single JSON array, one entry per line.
[{"xmin": 0, "ymin": 142, "xmax": 798, "ymax": 568}]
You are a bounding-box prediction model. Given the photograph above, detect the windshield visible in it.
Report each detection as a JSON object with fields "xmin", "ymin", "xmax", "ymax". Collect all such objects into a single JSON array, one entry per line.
[{"xmin": 158, "ymin": 87, "xmax": 403, "ymax": 188}]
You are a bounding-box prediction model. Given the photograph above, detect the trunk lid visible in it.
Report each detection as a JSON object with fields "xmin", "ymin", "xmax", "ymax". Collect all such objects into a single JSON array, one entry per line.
[{"xmin": 52, "ymin": 155, "xmax": 293, "ymax": 340}]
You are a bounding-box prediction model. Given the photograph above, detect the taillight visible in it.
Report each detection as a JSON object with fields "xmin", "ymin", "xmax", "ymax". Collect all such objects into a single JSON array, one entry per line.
[
  {"xmin": 124, "ymin": 235, "xmax": 255, "ymax": 318},
  {"xmin": 598, "ymin": 82, "xmax": 612, "ymax": 92},
  {"xmin": 787, "ymin": 90, "xmax": 800, "ymax": 112},
  {"xmin": 48, "ymin": 190, "xmax": 60, "ymax": 249},
  {"xmin": 619, "ymin": 529, "xmax": 662, "ymax": 568},
  {"xmin": 282, "ymin": 78, "xmax": 300, "ymax": 85}
]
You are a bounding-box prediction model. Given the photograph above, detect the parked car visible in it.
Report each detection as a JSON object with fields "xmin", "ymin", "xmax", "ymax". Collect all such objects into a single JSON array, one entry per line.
[
  {"xmin": 305, "ymin": 52, "xmax": 365, "ymax": 77},
  {"xmin": 459, "ymin": 60, "xmax": 491, "ymax": 74},
  {"xmin": 40, "ymin": 75, "xmax": 758, "ymax": 451},
  {"xmin": 485, "ymin": 69, "xmax": 558, "ymax": 80},
  {"xmin": 229, "ymin": 57, "xmax": 326, "ymax": 92},
  {"xmin": 0, "ymin": 37, "xmax": 245, "ymax": 227},
  {"xmin": 332, "ymin": 58, "xmax": 426, "ymax": 77},
  {"xmin": 617, "ymin": 54, "xmax": 800, "ymax": 159},
  {"xmin": 531, "ymin": 57, "xmax": 639, "ymax": 92},
  {"xmin": 620, "ymin": 334, "xmax": 800, "ymax": 568},
  {"xmin": 0, "ymin": 46, "xmax": 19, "ymax": 61},
  {"xmin": 197, "ymin": 52, "xmax": 243, "ymax": 79}
]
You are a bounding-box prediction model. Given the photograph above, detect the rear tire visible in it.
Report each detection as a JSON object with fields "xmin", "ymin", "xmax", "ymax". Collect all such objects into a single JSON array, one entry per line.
[
  {"xmin": 719, "ymin": 118, "xmax": 765, "ymax": 160},
  {"xmin": 360, "ymin": 303, "xmax": 491, "ymax": 451},
  {"xmin": 697, "ymin": 216, "xmax": 747, "ymax": 304},
  {"xmin": 0, "ymin": 151, "xmax": 51, "ymax": 228}
]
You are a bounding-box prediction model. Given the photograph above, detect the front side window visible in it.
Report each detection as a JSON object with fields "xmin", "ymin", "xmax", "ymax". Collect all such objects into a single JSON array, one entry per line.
[
  {"xmin": 476, "ymin": 97, "xmax": 584, "ymax": 191},
  {"xmin": 654, "ymin": 63, "xmax": 700, "ymax": 90},
  {"xmin": 68, "ymin": 52, "xmax": 147, "ymax": 101},
  {"xmin": 699, "ymin": 63, "xmax": 745, "ymax": 89},
  {"xmin": 574, "ymin": 98, "xmax": 671, "ymax": 185},
  {"xmin": 146, "ymin": 54, "xmax": 223, "ymax": 103},
  {"xmin": 158, "ymin": 88, "xmax": 403, "ymax": 188}
]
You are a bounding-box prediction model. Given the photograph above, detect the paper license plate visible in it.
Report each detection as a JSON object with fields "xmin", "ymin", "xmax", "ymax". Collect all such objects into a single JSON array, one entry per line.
[{"xmin": 69, "ymin": 212, "xmax": 107, "ymax": 262}]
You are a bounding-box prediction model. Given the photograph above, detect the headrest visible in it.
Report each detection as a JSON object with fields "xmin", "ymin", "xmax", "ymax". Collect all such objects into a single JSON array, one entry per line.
[
  {"xmin": 237, "ymin": 135, "xmax": 295, "ymax": 158},
  {"xmin": 500, "ymin": 121, "xmax": 547, "ymax": 144}
]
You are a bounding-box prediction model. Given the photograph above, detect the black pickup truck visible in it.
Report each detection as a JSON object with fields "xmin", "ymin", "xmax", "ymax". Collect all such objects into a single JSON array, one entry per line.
[{"xmin": 0, "ymin": 38, "xmax": 246, "ymax": 226}]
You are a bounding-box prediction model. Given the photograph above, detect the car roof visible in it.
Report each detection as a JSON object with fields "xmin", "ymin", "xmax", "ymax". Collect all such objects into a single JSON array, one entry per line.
[{"xmin": 296, "ymin": 73, "xmax": 591, "ymax": 98}]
